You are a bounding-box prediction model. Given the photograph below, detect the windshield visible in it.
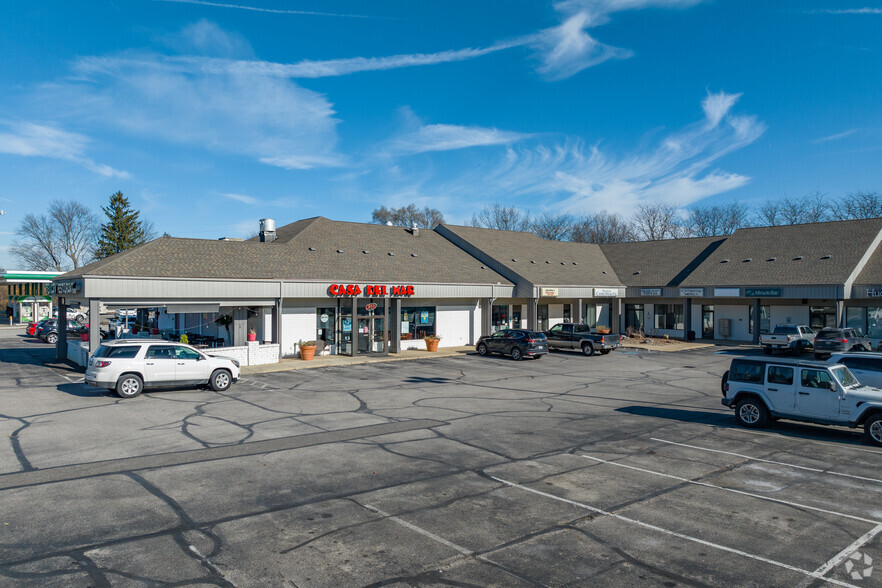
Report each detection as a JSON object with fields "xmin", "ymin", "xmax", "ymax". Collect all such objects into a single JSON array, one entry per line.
[{"xmin": 832, "ymin": 365, "xmax": 859, "ymax": 388}]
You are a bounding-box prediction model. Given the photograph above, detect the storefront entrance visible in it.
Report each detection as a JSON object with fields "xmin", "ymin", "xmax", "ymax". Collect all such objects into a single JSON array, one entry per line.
[
  {"xmin": 702, "ymin": 305, "xmax": 715, "ymax": 339},
  {"xmin": 356, "ymin": 299, "xmax": 387, "ymax": 355},
  {"xmin": 316, "ymin": 307, "xmax": 336, "ymax": 354}
]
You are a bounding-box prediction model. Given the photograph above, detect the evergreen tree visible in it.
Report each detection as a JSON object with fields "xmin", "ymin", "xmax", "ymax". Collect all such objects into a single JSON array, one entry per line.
[{"xmin": 96, "ymin": 191, "xmax": 148, "ymax": 258}]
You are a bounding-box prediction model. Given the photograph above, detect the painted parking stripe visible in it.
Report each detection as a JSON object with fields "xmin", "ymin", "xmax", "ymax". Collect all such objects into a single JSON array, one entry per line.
[
  {"xmin": 650, "ymin": 437, "xmax": 882, "ymax": 484},
  {"xmin": 489, "ymin": 475, "xmax": 860, "ymax": 588},
  {"xmin": 580, "ymin": 454, "xmax": 880, "ymax": 525},
  {"xmin": 812, "ymin": 522, "xmax": 882, "ymax": 578},
  {"xmin": 719, "ymin": 426, "xmax": 882, "ymax": 456},
  {"xmin": 361, "ymin": 504, "xmax": 473, "ymax": 555}
]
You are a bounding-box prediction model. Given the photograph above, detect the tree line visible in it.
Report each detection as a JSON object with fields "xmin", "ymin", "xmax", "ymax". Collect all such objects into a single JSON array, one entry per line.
[
  {"xmin": 372, "ymin": 190, "xmax": 882, "ymax": 243},
  {"xmin": 11, "ymin": 191, "xmax": 155, "ymax": 272}
]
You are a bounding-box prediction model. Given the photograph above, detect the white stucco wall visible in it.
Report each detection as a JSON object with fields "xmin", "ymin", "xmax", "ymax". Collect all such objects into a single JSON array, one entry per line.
[{"xmin": 281, "ymin": 304, "xmax": 317, "ymax": 357}]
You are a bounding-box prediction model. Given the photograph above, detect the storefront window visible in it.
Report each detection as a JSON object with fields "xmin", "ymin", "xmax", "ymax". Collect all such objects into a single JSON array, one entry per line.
[
  {"xmin": 582, "ymin": 304, "xmax": 597, "ymax": 327},
  {"xmin": 491, "ymin": 305, "xmax": 508, "ymax": 333},
  {"xmin": 846, "ymin": 307, "xmax": 866, "ymax": 334},
  {"xmin": 402, "ymin": 306, "xmax": 435, "ymax": 340},
  {"xmin": 869, "ymin": 308, "xmax": 882, "ymax": 339},
  {"xmin": 654, "ymin": 304, "xmax": 684, "ymax": 330},
  {"xmin": 563, "ymin": 304, "xmax": 571, "ymax": 323},
  {"xmin": 810, "ymin": 306, "xmax": 837, "ymax": 330},
  {"xmin": 538, "ymin": 304, "xmax": 549, "ymax": 331},
  {"xmin": 625, "ymin": 304, "xmax": 644, "ymax": 331},
  {"xmin": 748, "ymin": 305, "xmax": 771, "ymax": 334}
]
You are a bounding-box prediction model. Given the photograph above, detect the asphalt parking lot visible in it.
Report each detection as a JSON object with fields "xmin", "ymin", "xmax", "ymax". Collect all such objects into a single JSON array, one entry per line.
[{"xmin": 0, "ymin": 328, "xmax": 880, "ymax": 587}]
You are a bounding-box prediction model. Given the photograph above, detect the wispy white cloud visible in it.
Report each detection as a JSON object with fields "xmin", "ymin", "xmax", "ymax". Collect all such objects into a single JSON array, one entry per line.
[
  {"xmin": 532, "ymin": 0, "xmax": 706, "ymax": 79},
  {"xmin": 807, "ymin": 8, "xmax": 882, "ymax": 14},
  {"xmin": 388, "ymin": 124, "xmax": 531, "ymax": 155},
  {"xmin": 812, "ymin": 129, "xmax": 858, "ymax": 144},
  {"xmin": 0, "ymin": 121, "xmax": 129, "ymax": 178},
  {"xmin": 52, "ymin": 23, "xmax": 342, "ymax": 170},
  {"xmin": 220, "ymin": 192, "xmax": 258, "ymax": 204},
  {"xmin": 372, "ymin": 91, "xmax": 764, "ymax": 216},
  {"xmin": 152, "ymin": 0, "xmax": 374, "ymax": 18}
]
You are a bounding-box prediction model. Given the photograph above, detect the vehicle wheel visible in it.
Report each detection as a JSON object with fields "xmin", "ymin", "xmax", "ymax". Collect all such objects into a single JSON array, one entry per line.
[
  {"xmin": 75, "ymin": 314, "xmax": 85, "ymax": 323},
  {"xmin": 735, "ymin": 397, "xmax": 768, "ymax": 428},
  {"xmin": 763, "ymin": 347, "xmax": 772, "ymax": 355},
  {"xmin": 476, "ymin": 343, "xmax": 489, "ymax": 356},
  {"xmin": 852, "ymin": 345, "xmax": 866, "ymax": 352},
  {"xmin": 511, "ymin": 347, "xmax": 523, "ymax": 361},
  {"xmin": 865, "ymin": 415, "xmax": 882, "ymax": 447},
  {"xmin": 116, "ymin": 374, "xmax": 143, "ymax": 399},
  {"xmin": 210, "ymin": 369, "xmax": 232, "ymax": 392},
  {"xmin": 46, "ymin": 333, "xmax": 58, "ymax": 344},
  {"xmin": 721, "ymin": 370, "xmax": 729, "ymax": 394},
  {"xmin": 581, "ymin": 343, "xmax": 595, "ymax": 357},
  {"xmin": 599, "ymin": 349, "xmax": 611, "ymax": 355}
]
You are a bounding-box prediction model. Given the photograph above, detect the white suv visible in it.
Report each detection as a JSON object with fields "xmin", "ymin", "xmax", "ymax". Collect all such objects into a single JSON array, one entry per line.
[{"xmin": 85, "ymin": 340, "xmax": 240, "ymax": 398}]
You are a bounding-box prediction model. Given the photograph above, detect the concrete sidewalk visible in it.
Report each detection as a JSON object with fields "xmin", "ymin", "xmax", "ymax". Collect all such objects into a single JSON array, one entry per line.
[{"xmin": 241, "ymin": 345, "xmax": 476, "ymax": 375}]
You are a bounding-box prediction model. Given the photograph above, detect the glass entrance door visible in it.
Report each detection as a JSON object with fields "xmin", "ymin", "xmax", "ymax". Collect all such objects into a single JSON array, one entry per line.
[
  {"xmin": 356, "ymin": 298, "xmax": 387, "ymax": 355},
  {"xmin": 702, "ymin": 305, "xmax": 715, "ymax": 339},
  {"xmin": 317, "ymin": 307, "xmax": 336, "ymax": 353}
]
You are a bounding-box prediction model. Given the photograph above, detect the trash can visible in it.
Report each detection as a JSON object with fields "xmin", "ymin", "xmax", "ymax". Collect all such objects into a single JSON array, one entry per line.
[{"xmin": 687, "ymin": 330, "xmax": 696, "ymax": 341}]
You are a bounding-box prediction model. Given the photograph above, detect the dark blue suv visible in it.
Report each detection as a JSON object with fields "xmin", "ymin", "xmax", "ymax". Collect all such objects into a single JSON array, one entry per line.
[{"xmin": 475, "ymin": 329, "xmax": 548, "ymax": 360}]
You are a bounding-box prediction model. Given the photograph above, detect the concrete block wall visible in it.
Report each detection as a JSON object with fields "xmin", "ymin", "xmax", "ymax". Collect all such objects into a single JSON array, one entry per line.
[
  {"xmin": 213, "ymin": 345, "xmax": 249, "ymax": 365},
  {"xmin": 67, "ymin": 341, "xmax": 89, "ymax": 367},
  {"xmin": 248, "ymin": 341, "xmax": 280, "ymax": 365},
  {"xmin": 282, "ymin": 304, "xmax": 317, "ymax": 357}
]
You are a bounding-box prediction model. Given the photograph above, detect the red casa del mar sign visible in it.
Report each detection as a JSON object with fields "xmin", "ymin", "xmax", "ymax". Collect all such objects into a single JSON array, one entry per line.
[{"xmin": 328, "ymin": 284, "xmax": 415, "ymax": 297}]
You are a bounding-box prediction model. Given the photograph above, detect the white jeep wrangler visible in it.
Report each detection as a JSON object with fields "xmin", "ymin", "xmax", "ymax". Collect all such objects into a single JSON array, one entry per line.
[{"xmin": 721, "ymin": 357, "xmax": 882, "ymax": 446}]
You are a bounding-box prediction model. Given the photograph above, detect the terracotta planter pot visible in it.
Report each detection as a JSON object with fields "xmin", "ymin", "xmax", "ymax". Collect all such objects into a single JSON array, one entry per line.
[
  {"xmin": 425, "ymin": 338, "xmax": 440, "ymax": 352},
  {"xmin": 596, "ymin": 328, "xmax": 611, "ymax": 334},
  {"xmin": 247, "ymin": 333, "xmax": 257, "ymax": 342},
  {"xmin": 300, "ymin": 346, "xmax": 316, "ymax": 360},
  {"xmin": 151, "ymin": 328, "xmax": 159, "ymax": 335},
  {"xmin": 80, "ymin": 333, "xmax": 89, "ymax": 342}
]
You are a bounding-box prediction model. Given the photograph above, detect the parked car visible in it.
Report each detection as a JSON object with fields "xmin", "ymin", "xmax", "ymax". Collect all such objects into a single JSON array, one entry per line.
[
  {"xmin": 813, "ymin": 328, "xmax": 871, "ymax": 359},
  {"xmin": 720, "ymin": 356, "xmax": 882, "ymax": 446},
  {"xmin": 544, "ymin": 323, "xmax": 619, "ymax": 356},
  {"xmin": 827, "ymin": 352, "xmax": 882, "ymax": 388},
  {"xmin": 475, "ymin": 329, "xmax": 548, "ymax": 360},
  {"xmin": 27, "ymin": 318, "xmax": 51, "ymax": 337},
  {"xmin": 53, "ymin": 307, "xmax": 88, "ymax": 324},
  {"xmin": 85, "ymin": 340, "xmax": 240, "ymax": 398},
  {"xmin": 38, "ymin": 319, "xmax": 86, "ymax": 344},
  {"xmin": 760, "ymin": 325, "xmax": 815, "ymax": 355}
]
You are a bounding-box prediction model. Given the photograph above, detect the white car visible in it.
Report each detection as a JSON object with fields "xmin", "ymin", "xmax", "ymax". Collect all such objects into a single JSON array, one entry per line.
[
  {"xmin": 85, "ymin": 340, "xmax": 240, "ymax": 398},
  {"xmin": 827, "ymin": 352, "xmax": 882, "ymax": 388}
]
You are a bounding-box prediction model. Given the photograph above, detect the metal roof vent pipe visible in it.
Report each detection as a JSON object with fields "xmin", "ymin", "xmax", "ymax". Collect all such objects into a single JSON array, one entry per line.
[
  {"xmin": 411, "ymin": 222, "xmax": 419, "ymax": 237},
  {"xmin": 259, "ymin": 218, "xmax": 277, "ymax": 243}
]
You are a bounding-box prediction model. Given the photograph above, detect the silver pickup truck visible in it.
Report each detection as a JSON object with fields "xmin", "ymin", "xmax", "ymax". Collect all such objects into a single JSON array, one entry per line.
[
  {"xmin": 759, "ymin": 325, "xmax": 815, "ymax": 355},
  {"xmin": 544, "ymin": 323, "xmax": 619, "ymax": 356}
]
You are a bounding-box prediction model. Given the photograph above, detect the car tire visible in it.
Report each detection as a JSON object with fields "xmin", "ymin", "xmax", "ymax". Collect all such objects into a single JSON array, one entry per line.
[
  {"xmin": 763, "ymin": 347, "xmax": 772, "ymax": 355},
  {"xmin": 46, "ymin": 333, "xmax": 58, "ymax": 344},
  {"xmin": 511, "ymin": 347, "xmax": 523, "ymax": 361},
  {"xmin": 210, "ymin": 369, "xmax": 232, "ymax": 392},
  {"xmin": 735, "ymin": 397, "xmax": 768, "ymax": 428},
  {"xmin": 477, "ymin": 343, "xmax": 489, "ymax": 356},
  {"xmin": 864, "ymin": 414, "xmax": 882, "ymax": 447},
  {"xmin": 581, "ymin": 343, "xmax": 595, "ymax": 357},
  {"xmin": 721, "ymin": 370, "xmax": 729, "ymax": 394},
  {"xmin": 599, "ymin": 349, "xmax": 611, "ymax": 355},
  {"xmin": 75, "ymin": 314, "xmax": 85, "ymax": 323},
  {"xmin": 116, "ymin": 374, "xmax": 143, "ymax": 399}
]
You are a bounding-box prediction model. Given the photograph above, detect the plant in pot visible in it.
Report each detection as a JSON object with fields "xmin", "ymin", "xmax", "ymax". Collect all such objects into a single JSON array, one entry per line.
[
  {"xmin": 424, "ymin": 335, "xmax": 441, "ymax": 352},
  {"xmin": 247, "ymin": 327, "xmax": 257, "ymax": 342},
  {"xmin": 595, "ymin": 325, "xmax": 611, "ymax": 334},
  {"xmin": 299, "ymin": 340, "xmax": 317, "ymax": 360}
]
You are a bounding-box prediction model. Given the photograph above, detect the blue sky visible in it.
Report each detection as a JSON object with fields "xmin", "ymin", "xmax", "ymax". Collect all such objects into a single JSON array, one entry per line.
[{"xmin": 1, "ymin": 1, "xmax": 881, "ymax": 268}]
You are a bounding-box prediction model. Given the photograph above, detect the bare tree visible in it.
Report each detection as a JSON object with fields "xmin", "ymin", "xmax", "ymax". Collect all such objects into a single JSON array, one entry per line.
[
  {"xmin": 469, "ymin": 203, "xmax": 531, "ymax": 231},
  {"xmin": 530, "ymin": 212, "xmax": 573, "ymax": 241},
  {"xmin": 372, "ymin": 204, "xmax": 445, "ymax": 228},
  {"xmin": 687, "ymin": 202, "xmax": 749, "ymax": 236},
  {"xmin": 10, "ymin": 200, "xmax": 98, "ymax": 271},
  {"xmin": 630, "ymin": 202, "xmax": 685, "ymax": 240},
  {"xmin": 832, "ymin": 191, "xmax": 882, "ymax": 220},
  {"xmin": 756, "ymin": 191, "xmax": 829, "ymax": 226},
  {"xmin": 570, "ymin": 212, "xmax": 636, "ymax": 243}
]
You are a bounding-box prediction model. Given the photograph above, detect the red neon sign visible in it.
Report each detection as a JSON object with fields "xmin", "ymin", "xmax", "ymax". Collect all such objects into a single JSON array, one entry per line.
[{"xmin": 328, "ymin": 284, "xmax": 414, "ymax": 297}]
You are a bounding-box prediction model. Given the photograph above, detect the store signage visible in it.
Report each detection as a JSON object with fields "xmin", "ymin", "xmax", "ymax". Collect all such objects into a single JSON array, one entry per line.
[
  {"xmin": 594, "ymin": 288, "xmax": 619, "ymax": 297},
  {"xmin": 745, "ymin": 288, "xmax": 782, "ymax": 297},
  {"xmin": 48, "ymin": 280, "xmax": 81, "ymax": 295},
  {"xmin": 364, "ymin": 303, "xmax": 378, "ymax": 311},
  {"xmin": 679, "ymin": 288, "xmax": 704, "ymax": 297},
  {"xmin": 714, "ymin": 288, "xmax": 741, "ymax": 297},
  {"xmin": 328, "ymin": 284, "xmax": 415, "ymax": 297},
  {"xmin": 640, "ymin": 288, "xmax": 662, "ymax": 296},
  {"xmin": 539, "ymin": 287, "xmax": 559, "ymax": 297},
  {"xmin": 866, "ymin": 288, "xmax": 882, "ymax": 298}
]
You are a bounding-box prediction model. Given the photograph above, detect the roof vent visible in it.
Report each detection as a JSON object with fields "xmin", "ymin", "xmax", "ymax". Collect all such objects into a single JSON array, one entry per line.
[
  {"xmin": 337, "ymin": 249, "xmax": 344, "ymax": 253},
  {"xmin": 512, "ymin": 259, "xmax": 517, "ymax": 262},
  {"xmin": 720, "ymin": 259, "xmax": 729, "ymax": 263},
  {"xmin": 411, "ymin": 253, "xmax": 418, "ymax": 257},
  {"xmin": 530, "ymin": 260, "xmax": 536, "ymax": 264},
  {"xmin": 388, "ymin": 252, "xmax": 394, "ymax": 256},
  {"xmin": 821, "ymin": 254, "xmax": 832, "ymax": 260},
  {"xmin": 259, "ymin": 218, "xmax": 277, "ymax": 243},
  {"xmin": 363, "ymin": 250, "xmax": 370, "ymax": 254},
  {"xmin": 766, "ymin": 257, "xmax": 776, "ymax": 262},
  {"xmin": 793, "ymin": 256, "xmax": 804, "ymax": 261},
  {"xmin": 411, "ymin": 223, "xmax": 419, "ymax": 237},
  {"xmin": 633, "ymin": 271, "xmax": 641, "ymax": 275},
  {"xmin": 560, "ymin": 262, "xmax": 566, "ymax": 265},
  {"xmin": 573, "ymin": 262, "xmax": 577, "ymax": 265},
  {"xmin": 743, "ymin": 258, "xmax": 752, "ymax": 263},
  {"xmin": 545, "ymin": 260, "xmax": 550, "ymax": 264},
  {"xmin": 308, "ymin": 247, "xmax": 316, "ymax": 251},
  {"xmin": 480, "ymin": 265, "xmax": 486, "ymax": 269}
]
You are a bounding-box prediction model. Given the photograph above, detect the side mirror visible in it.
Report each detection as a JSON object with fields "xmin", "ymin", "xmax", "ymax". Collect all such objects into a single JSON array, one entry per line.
[{"xmin": 827, "ymin": 381, "xmax": 836, "ymax": 390}]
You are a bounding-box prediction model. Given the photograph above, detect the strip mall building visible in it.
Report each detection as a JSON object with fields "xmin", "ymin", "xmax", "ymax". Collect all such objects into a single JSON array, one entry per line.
[{"xmin": 50, "ymin": 216, "xmax": 882, "ymax": 364}]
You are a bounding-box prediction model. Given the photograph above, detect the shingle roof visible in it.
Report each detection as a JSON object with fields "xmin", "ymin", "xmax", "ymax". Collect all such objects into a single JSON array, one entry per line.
[
  {"xmin": 58, "ymin": 217, "xmax": 512, "ymax": 285},
  {"xmin": 437, "ymin": 224, "xmax": 623, "ymax": 286},
  {"xmin": 600, "ymin": 237, "xmax": 725, "ymax": 287},
  {"xmin": 854, "ymin": 241, "xmax": 882, "ymax": 285},
  {"xmin": 680, "ymin": 218, "xmax": 882, "ymax": 286}
]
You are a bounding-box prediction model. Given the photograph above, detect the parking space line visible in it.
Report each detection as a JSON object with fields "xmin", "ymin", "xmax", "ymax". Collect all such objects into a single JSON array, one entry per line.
[
  {"xmin": 580, "ymin": 454, "xmax": 880, "ymax": 525},
  {"xmin": 812, "ymin": 523, "xmax": 882, "ymax": 578},
  {"xmin": 650, "ymin": 437, "xmax": 882, "ymax": 484},
  {"xmin": 721, "ymin": 427, "xmax": 882, "ymax": 456},
  {"xmin": 489, "ymin": 475, "xmax": 860, "ymax": 588},
  {"xmin": 361, "ymin": 504, "xmax": 473, "ymax": 555}
]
